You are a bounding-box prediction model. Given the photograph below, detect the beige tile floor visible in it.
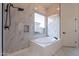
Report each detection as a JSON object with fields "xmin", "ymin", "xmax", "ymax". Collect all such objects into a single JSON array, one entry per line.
[
  {"xmin": 54, "ymin": 47, "xmax": 79, "ymax": 56},
  {"xmin": 8, "ymin": 46, "xmax": 79, "ymax": 56}
]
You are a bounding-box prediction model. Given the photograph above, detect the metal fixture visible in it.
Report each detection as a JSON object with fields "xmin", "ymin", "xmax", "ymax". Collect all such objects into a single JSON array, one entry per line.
[
  {"xmin": 4, "ymin": 3, "xmax": 24, "ymax": 30},
  {"xmin": 75, "ymin": 17, "xmax": 77, "ymax": 32}
]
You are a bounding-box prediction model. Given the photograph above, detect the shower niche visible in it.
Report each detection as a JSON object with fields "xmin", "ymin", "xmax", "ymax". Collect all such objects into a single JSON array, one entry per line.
[{"xmin": 24, "ymin": 25, "xmax": 29, "ymax": 32}]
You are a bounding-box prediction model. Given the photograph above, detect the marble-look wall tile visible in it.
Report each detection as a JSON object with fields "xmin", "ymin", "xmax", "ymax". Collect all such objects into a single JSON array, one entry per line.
[{"xmin": 4, "ymin": 4, "xmax": 34, "ymax": 54}]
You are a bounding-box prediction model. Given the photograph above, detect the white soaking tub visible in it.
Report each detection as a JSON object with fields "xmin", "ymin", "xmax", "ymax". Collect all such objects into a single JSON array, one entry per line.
[
  {"xmin": 8, "ymin": 37, "xmax": 62, "ymax": 56},
  {"xmin": 30, "ymin": 37, "xmax": 62, "ymax": 56}
]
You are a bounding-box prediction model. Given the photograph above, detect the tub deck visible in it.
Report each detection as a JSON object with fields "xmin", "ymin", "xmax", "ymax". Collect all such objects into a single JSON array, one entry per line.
[{"xmin": 30, "ymin": 37, "xmax": 62, "ymax": 56}]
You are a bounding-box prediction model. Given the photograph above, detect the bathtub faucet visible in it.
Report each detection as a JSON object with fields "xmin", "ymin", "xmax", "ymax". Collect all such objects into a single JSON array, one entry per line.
[{"xmin": 53, "ymin": 37, "xmax": 58, "ymax": 40}]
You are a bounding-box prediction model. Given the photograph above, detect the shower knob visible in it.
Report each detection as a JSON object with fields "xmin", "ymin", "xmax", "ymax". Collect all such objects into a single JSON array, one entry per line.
[{"xmin": 62, "ymin": 32, "xmax": 66, "ymax": 34}]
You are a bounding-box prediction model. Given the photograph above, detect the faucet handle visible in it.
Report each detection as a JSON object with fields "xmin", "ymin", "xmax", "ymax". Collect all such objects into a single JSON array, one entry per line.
[{"xmin": 53, "ymin": 37, "xmax": 58, "ymax": 40}]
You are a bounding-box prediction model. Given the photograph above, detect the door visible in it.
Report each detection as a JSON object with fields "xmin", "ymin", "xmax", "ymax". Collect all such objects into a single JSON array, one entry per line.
[{"xmin": 61, "ymin": 4, "xmax": 78, "ymax": 47}]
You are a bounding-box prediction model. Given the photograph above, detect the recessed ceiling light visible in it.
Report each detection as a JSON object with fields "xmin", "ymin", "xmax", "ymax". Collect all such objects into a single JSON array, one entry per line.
[
  {"xmin": 35, "ymin": 7, "xmax": 38, "ymax": 10},
  {"xmin": 56, "ymin": 7, "xmax": 60, "ymax": 10}
]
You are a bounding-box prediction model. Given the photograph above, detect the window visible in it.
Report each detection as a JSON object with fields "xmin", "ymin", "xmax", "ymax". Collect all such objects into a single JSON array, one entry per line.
[
  {"xmin": 34, "ymin": 13, "xmax": 45, "ymax": 38},
  {"xmin": 48, "ymin": 14, "xmax": 60, "ymax": 38},
  {"xmin": 34, "ymin": 13, "xmax": 60, "ymax": 39}
]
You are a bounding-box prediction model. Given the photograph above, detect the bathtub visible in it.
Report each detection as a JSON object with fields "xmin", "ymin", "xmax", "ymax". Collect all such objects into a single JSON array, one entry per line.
[
  {"xmin": 30, "ymin": 37, "xmax": 62, "ymax": 56},
  {"xmin": 8, "ymin": 37, "xmax": 62, "ymax": 56}
]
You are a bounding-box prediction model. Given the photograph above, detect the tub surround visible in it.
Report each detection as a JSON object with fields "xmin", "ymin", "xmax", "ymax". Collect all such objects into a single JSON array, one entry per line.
[
  {"xmin": 7, "ymin": 37, "xmax": 62, "ymax": 56},
  {"xmin": 30, "ymin": 37, "xmax": 62, "ymax": 56},
  {"xmin": 31, "ymin": 37, "xmax": 60, "ymax": 47}
]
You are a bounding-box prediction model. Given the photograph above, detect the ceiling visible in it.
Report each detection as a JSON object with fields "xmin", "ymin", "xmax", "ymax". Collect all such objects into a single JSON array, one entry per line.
[
  {"xmin": 35, "ymin": 3, "xmax": 59, "ymax": 9},
  {"xmin": 35, "ymin": 3, "xmax": 60, "ymax": 16}
]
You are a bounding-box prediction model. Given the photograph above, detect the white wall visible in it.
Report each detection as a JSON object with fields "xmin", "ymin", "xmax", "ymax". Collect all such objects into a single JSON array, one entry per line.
[{"xmin": 0, "ymin": 3, "xmax": 2, "ymax": 56}]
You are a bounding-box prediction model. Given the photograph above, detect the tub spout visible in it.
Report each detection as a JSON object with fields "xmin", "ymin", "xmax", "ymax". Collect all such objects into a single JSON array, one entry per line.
[{"xmin": 53, "ymin": 37, "xmax": 58, "ymax": 40}]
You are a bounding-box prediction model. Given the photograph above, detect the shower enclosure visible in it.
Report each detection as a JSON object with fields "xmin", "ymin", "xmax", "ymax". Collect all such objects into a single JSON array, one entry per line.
[{"xmin": 2, "ymin": 3, "xmax": 34, "ymax": 55}]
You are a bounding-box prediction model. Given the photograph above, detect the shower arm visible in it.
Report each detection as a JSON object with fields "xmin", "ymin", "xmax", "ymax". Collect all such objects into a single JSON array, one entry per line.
[
  {"xmin": 5, "ymin": 3, "xmax": 24, "ymax": 12},
  {"xmin": 9, "ymin": 3, "xmax": 24, "ymax": 11},
  {"xmin": 9, "ymin": 3, "xmax": 20, "ymax": 9}
]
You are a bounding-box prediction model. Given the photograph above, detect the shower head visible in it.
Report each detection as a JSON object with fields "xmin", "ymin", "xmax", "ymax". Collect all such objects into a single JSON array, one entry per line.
[{"xmin": 18, "ymin": 8, "xmax": 24, "ymax": 11}]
